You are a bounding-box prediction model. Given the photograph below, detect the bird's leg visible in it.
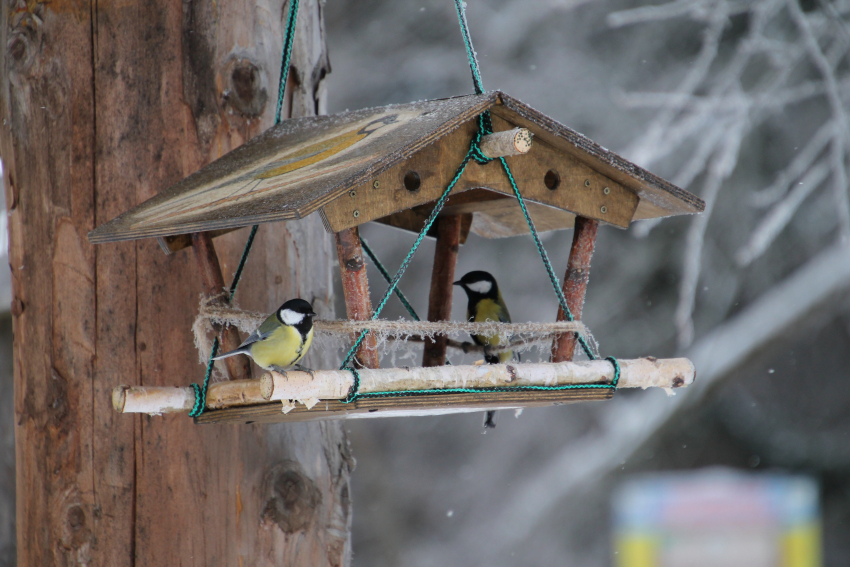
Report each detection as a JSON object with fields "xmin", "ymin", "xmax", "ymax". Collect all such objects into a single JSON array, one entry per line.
[
  {"xmin": 483, "ymin": 410, "xmax": 497, "ymax": 429},
  {"xmin": 270, "ymin": 366, "xmax": 290, "ymax": 380},
  {"xmin": 293, "ymin": 364, "xmax": 316, "ymax": 380}
]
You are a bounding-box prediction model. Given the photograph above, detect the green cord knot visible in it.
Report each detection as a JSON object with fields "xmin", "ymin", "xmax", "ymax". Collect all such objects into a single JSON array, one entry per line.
[
  {"xmin": 343, "ymin": 367, "xmax": 361, "ymax": 404},
  {"xmin": 469, "ymin": 113, "xmax": 494, "ymax": 165},
  {"xmin": 605, "ymin": 356, "xmax": 620, "ymax": 389},
  {"xmin": 189, "ymin": 383, "xmax": 204, "ymax": 417}
]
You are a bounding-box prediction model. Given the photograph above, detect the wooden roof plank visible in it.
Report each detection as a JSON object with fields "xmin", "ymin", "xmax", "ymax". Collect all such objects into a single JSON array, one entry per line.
[
  {"xmin": 88, "ymin": 91, "xmax": 704, "ymax": 245},
  {"xmin": 88, "ymin": 93, "xmax": 497, "ymax": 244}
]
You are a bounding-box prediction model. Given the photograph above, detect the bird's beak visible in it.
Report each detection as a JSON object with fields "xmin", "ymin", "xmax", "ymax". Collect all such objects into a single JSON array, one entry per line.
[
  {"xmin": 309, "ymin": 310, "xmax": 318, "ymax": 316},
  {"xmin": 453, "ymin": 281, "xmax": 462, "ymax": 286}
]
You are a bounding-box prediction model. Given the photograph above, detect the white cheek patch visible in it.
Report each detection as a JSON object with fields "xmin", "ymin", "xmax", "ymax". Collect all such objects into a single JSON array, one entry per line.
[
  {"xmin": 280, "ymin": 309, "xmax": 306, "ymax": 326},
  {"xmin": 466, "ymin": 280, "xmax": 492, "ymax": 294}
]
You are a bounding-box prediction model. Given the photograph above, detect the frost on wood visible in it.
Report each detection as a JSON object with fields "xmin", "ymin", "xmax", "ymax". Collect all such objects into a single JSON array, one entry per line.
[
  {"xmin": 611, "ymin": 0, "xmax": 850, "ymax": 347},
  {"xmin": 112, "ymin": 357, "xmax": 695, "ymax": 415},
  {"xmin": 194, "ymin": 302, "xmax": 598, "ymax": 366}
]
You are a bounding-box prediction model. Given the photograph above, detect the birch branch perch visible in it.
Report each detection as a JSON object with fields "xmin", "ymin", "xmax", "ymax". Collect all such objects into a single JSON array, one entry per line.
[
  {"xmin": 112, "ymin": 357, "xmax": 695, "ymax": 415},
  {"xmin": 477, "ymin": 128, "xmax": 532, "ymax": 158}
]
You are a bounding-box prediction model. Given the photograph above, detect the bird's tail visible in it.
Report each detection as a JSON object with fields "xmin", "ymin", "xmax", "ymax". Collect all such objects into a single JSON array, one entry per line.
[{"xmin": 212, "ymin": 347, "xmax": 249, "ymax": 361}]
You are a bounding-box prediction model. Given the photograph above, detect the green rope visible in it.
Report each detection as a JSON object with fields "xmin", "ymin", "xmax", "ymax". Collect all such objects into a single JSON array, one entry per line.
[
  {"xmin": 452, "ymin": 0, "xmax": 594, "ymax": 359},
  {"xmin": 360, "ymin": 235, "xmax": 461, "ymax": 366},
  {"xmin": 339, "ymin": 148, "xmax": 476, "ymax": 370},
  {"xmin": 275, "ymin": 0, "xmax": 300, "ymax": 125},
  {"xmin": 499, "ymin": 158, "xmax": 597, "ymax": 360},
  {"xmin": 341, "ymin": 0, "xmax": 610, "ymax": 404},
  {"xmin": 453, "ymin": 0, "xmax": 485, "ymax": 96},
  {"xmin": 191, "ymin": 0, "xmax": 299, "ymax": 418},
  {"xmin": 360, "ymin": 237, "xmax": 421, "ymax": 322},
  {"xmin": 344, "ymin": 356, "xmax": 619, "ymax": 404}
]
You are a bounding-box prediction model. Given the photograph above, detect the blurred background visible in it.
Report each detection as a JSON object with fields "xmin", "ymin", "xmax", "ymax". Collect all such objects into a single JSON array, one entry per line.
[
  {"xmin": 323, "ymin": 0, "xmax": 850, "ymax": 565},
  {"xmin": 2, "ymin": 0, "xmax": 850, "ymax": 565}
]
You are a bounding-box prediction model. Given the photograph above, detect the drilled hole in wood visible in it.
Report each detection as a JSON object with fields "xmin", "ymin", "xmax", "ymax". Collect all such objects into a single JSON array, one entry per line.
[
  {"xmin": 404, "ymin": 171, "xmax": 421, "ymax": 192},
  {"xmin": 544, "ymin": 170, "xmax": 560, "ymax": 190}
]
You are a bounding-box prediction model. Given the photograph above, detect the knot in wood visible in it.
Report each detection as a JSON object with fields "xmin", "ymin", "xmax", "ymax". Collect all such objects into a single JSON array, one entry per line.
[
  {"xmin": 345, "ymin": 256, "xmax": 364, "ymax": 272},
  {"xmin": 225, "ymin": 59, "xmax": 267, "ymax": 117},
  {"xmin": 8, "ymin": 12, "xmax": 43, "ymax": 75},
  {"xmin": 11, "ymin": 298, "xmax": 24, "ymax": 317},
  {"xmin": 262, "ymin": 462, "xmax": 321, "ymax": 533},
  {"xmin": 61, "ymin": 504, "xmax": 92, "ymax": 551}
]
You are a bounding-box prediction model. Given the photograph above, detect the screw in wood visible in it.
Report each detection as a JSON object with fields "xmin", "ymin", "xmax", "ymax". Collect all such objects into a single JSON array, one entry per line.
[
  {"xmin": 584, "ymin": 179, "xmax": 591, "ymax": 187},
  {"xmin": 603, "ymin": 187, "xmax": 610, "ymax": 195},
  {"xmin": 373, "ymin": 180, "xmax": 380, "ymax": 189},
  {"xmin": 600, "ymin": 206, "xmax": 608, "ymax": 214},
  {"xmin": 349, "ymin": 190, "xmax": 357, "ymax": 198},
  {"xmin": 353, "ymin": 210, "xmax": 360, "ymax": 218}
]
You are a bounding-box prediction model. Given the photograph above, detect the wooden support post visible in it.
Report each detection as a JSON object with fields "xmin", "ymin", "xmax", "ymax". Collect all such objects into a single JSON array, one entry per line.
[
  {"xmin": 423, "ymin": 214, "xmax": 464, "ymax": 366},
  {"xmin": 551, "ymin": 216, "xmax": 600, "ymax": 362},
  {"xmin": 191, "ymin": 232, "xmax": 252, "ymax": 381},
  {"xmin": 335, "ymin": 227, "xmax": 380, "ymax": 368},
  {"xmin": 2, "ymin": 0, "xmax": 352, "ymax": 563}
]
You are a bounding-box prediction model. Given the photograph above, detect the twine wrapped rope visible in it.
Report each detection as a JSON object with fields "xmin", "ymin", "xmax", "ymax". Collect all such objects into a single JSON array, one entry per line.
[{"xmin": 193, "ymin": 298, "xmax": 597, "ymax": 378}]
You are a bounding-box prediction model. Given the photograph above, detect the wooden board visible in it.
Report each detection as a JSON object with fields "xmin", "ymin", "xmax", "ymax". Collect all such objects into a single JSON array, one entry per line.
[
  {"xmin": 321, "ymin": 114, "xmax": 639, "ymax": 234},
  {"xmin": 88, "ymin": 91, "xmax": 703, "ymax": 245},
  {"xmin": 372, "ymin": 189, "xmax": 578, "ymax": 239},
  {"xmin": 1, "ymin": 0, "xmax": 353, "ymax": 564},
  {"xmin": 195, "ymin": 388, "xmax": 613, "ymax": 424},
  {"xmin": 492, "ymin": 94, "xmax": 705, "ymax": 220},
  {"xmin": 89, "ymin": 93, "xmax": 496, "ymax": 243}
]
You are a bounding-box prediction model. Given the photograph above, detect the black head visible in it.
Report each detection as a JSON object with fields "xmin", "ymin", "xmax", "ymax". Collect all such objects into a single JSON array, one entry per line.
[
  {"xmin": 276, "ymin": 298, "xmax": 318, "ymax": 329},
  {"xmin": 453, "ymin": 270, "xmax": 499, "ymax": 300}
]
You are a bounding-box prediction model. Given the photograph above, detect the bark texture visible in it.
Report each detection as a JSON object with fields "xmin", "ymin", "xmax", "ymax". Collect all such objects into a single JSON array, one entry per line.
[
  {"xmin": 334, "ymin": 227, "xmax": 379, "ymax": 369},
  {"xmin": 422, "ymin": 215, "xmax": 463, "ymax": 367},
  {"xmin": 551, "ymin": 217, "xmax": 599, "ymax": 362},
  {"xmin": 1, "ymin": 0, "xmax": 352, "ymax": 565}
]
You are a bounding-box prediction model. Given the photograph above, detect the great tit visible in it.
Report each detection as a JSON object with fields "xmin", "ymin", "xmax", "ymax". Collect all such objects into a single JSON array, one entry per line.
[
  {"xmin": 454, "ymin": 270, "xmax": 514, "ymax": 429},
  {"xmin": 213, "ymin": 298, "xmax": 317, "ymax": 374}
]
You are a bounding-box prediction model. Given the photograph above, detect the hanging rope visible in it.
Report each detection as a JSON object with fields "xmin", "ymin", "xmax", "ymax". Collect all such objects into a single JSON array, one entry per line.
[
  {"xmin": 499, "ymin": 159, "xmax": 597, "ymax": 360},
  {"xmin": 360, "ymin": 237, "xmax": 421, "ymax": 322},
  {"xmin": 338, "ymin": 150, "xmax": 477, "ymax": 371},
  {"xmin": 191, "ymin": 0, "xmax": 300, "ymax": 418},
  {"xmin": 455, "ymin": 0, "xmax": 594, "ymax": 359},
  {"xmin": 193, "ymin": 0, "xmax": 616, "ymax": 412},
  {"xmin": 341, "ymin": 0, "xmax": 616, "ymax": 403}
]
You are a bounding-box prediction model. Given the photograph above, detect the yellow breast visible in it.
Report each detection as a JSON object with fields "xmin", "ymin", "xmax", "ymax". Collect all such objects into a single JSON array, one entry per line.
[
  {"xmin": 248, "ymin": 325, "xmax": 313, "ymax": 371},
  {"xmin": 470, "ymin": 299, "xmax": 513, "ymax": 363}
]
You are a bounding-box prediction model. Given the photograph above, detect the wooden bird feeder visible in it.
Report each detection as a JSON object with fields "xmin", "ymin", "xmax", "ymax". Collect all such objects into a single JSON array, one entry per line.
[{"xmin": 89, "ymin": 91, "xmax": 705, "ymax": 424}]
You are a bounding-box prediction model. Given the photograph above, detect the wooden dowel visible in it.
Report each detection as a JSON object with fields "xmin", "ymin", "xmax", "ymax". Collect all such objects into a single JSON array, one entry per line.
[
  {"xmin": 478, "ymin": 128, "xmax": 532, "ymax": 158},
  {"xmin": 191, "ymin": 232, "xmax": 252, "ymax": 380},
  {"xmin": 422, "ymin": 215, "xmax": 464, "ymax": 367},
  {"xmin": 551, "ymin": 217, "xmax": 599, "ymax": 362},
  {"xmin": 334, "ymin": 227, "xmax": 380, "ymax": 369},
  {"xmin": 112, "ymin": 357, "xmax": 696, "ymax": 415}
]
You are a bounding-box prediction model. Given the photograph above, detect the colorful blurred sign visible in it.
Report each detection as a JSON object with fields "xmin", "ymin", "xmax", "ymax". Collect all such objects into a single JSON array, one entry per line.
[{"xmin": 612, "ymin": 468, "xmax": 820, "ymax": 567}]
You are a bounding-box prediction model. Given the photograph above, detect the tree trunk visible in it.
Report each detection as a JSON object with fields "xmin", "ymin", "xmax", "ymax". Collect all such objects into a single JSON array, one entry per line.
[{"xmin": 0, "ymin": 0, "xmax": 353, "ymax": 565}]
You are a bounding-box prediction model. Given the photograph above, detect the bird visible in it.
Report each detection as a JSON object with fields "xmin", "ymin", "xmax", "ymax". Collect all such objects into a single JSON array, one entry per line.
[
  {"xmin": 454, "ymin": 270, "xmax": 514, "ymax": 429},
  {"xmin": 213, "ymin": 298, "xmax": 317, "ymax": 375}
]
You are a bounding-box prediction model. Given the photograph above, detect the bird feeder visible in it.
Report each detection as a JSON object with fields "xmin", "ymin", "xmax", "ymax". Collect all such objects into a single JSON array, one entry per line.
[{"xmin": 90, "ymin": 91, "xmax": 704, "ymax": 424}]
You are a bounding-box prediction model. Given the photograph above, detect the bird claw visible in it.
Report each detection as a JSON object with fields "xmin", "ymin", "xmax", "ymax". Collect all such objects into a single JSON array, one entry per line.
[
  {"xmin": 293, "ymin": 364, "xmax": 316, "ymax": 380},
  {"xmin": 271, "ymin": 366, "xmax": 289, "ymax": 380}
]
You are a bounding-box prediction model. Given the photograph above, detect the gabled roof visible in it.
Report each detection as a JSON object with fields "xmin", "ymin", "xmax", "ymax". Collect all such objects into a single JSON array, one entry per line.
[{"xmin": 88, "ymin": 92, "xmax": 704, "ymax": 244}]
